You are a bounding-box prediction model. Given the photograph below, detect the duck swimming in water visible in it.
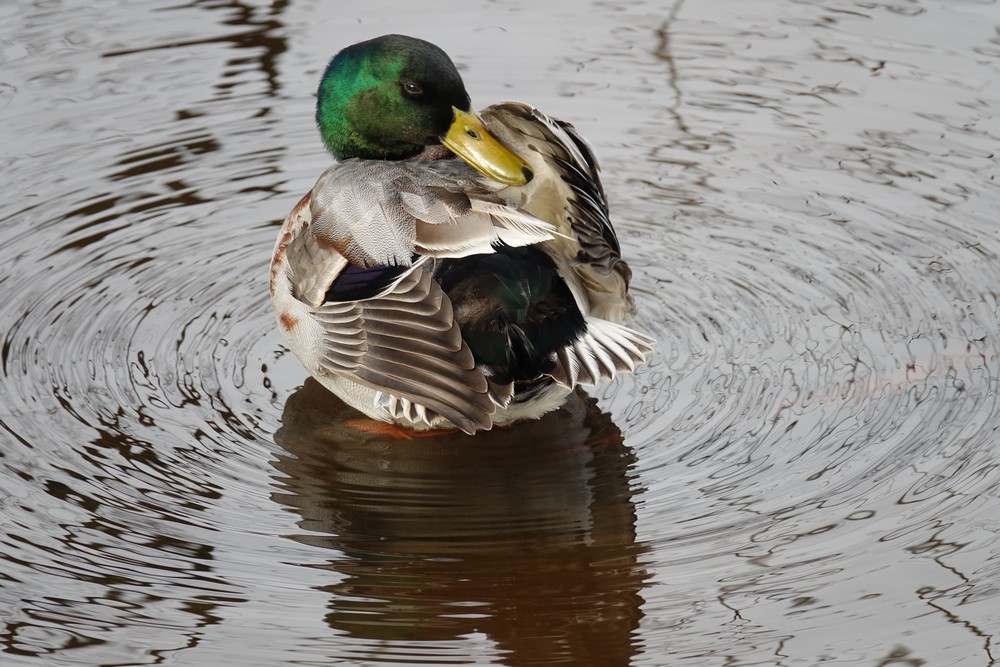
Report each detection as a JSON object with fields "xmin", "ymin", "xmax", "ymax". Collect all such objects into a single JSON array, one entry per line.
[{"xmin": 270, "ymin": 34, "xmax": 653, "ymax": 434}]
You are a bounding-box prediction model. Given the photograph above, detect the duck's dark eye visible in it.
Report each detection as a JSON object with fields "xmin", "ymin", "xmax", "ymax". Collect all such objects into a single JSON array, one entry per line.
[{"xmin": 401, "ymin": 80, "xmax": 423, "ymax": 97}]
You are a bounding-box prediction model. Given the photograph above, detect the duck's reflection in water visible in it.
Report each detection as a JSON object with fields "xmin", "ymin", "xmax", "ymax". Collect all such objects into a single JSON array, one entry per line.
[{"xmin": 272, "ymin": 379, "xmax": 650, "ymax": 665}]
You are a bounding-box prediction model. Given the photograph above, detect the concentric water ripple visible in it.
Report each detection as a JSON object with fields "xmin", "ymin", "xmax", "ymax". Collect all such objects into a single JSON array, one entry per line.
[{"xmin": 1, "ymin": 0, "xmax": 999, "ymax": 665}]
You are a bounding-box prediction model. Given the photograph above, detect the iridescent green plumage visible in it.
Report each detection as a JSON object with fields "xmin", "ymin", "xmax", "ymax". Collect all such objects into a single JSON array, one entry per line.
[
  {"xmin": 436, "ymin": 246, "xmax": 587, "ymax": 386},
  {"xmin": 316, "ymin": 35, "xmax": 469, "ymax": 161}
]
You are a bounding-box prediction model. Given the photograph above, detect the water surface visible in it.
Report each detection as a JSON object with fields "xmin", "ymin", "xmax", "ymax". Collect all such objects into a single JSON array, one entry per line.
[{"xmin": 2, "ymin": 0, "xmax": 999, "ymax": 665}]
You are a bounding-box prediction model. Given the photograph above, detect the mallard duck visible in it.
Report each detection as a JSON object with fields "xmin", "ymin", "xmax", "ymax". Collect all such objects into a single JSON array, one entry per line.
[{"xmin": 270, "ymin": 34, "xmax": 653, "ymax": 434}]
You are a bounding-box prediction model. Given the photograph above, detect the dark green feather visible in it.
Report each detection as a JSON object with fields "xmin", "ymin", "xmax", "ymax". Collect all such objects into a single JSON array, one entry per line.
[
  {"xmin": 316, "ymin": 34, "xmax": 471, "ymax": 161},
  {"xmin": 435, "ymin": 247, "xmax": 586, "ymax": 384}
]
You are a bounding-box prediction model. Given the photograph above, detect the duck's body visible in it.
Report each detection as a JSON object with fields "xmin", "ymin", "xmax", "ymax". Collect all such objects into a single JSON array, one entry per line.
[{"xmin": 270, "ymin": 36, "xmax": 652, "ymax": 434}]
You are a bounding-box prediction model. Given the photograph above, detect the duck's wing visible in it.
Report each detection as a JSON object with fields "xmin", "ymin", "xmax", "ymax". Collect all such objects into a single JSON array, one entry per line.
[
  {"xmin": 481, "ymin": 102, "xmax": 635, "ymax": 321},
  {"xmin": 306, "ymin": 159, "xmax": 558, "ymax": 270},
  {"xmin": 550, "ymin": 317, "xmax": 655, "ymax": 388},
  {"xmin": 281, "ymin": 213, "xmax": 496, "ymax": 433},
  {"xmin": 313, "ymin": 262, "xmax": 497, "ymax": 434}
]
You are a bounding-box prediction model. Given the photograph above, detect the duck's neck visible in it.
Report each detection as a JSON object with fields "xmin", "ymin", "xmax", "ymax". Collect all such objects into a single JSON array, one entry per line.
[
  {"xmin": 316, "ymin": 99, "xmax": 424, "ymax": 161},
  {"xmin": 315, "ymin": 61, "xmax": 426, "ymax": 162}
]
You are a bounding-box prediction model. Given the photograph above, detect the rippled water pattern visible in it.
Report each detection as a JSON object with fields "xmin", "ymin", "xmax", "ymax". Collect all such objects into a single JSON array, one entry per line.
[{"xmin": 2, "ymin": 0, "xmax": 999, "ymax": 665}]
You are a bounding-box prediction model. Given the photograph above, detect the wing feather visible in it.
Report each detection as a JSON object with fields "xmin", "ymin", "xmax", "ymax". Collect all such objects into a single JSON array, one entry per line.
[
  {"xmin": 313, "ymin": 266, "xmax": 496, "ymax": 434},
  {"xmin": 550, "ymin": 317, "xmax": 655, "ymax": 388}
]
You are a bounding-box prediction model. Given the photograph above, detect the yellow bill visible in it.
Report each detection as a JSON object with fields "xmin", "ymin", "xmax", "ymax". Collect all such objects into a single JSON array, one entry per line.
[{"xmin": 442, "ymin": 107, "xmax": 533, "ymax": 186}]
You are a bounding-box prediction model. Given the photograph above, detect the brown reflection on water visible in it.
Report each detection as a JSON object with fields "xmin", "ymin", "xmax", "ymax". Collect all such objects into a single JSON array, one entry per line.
[
  {"xmin": 272, "ymin": 380, "xmax": 649, "ymax": 665},
  {"xmin": 103, "ymin": 0, "xmax": 290, "ymax": 96}
]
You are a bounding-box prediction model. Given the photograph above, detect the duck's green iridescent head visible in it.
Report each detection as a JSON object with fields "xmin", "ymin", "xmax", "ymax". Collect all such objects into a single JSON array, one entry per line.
[{"xmin": 316, "ymin": 34, "xmax": 531, "ymax": 186}]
